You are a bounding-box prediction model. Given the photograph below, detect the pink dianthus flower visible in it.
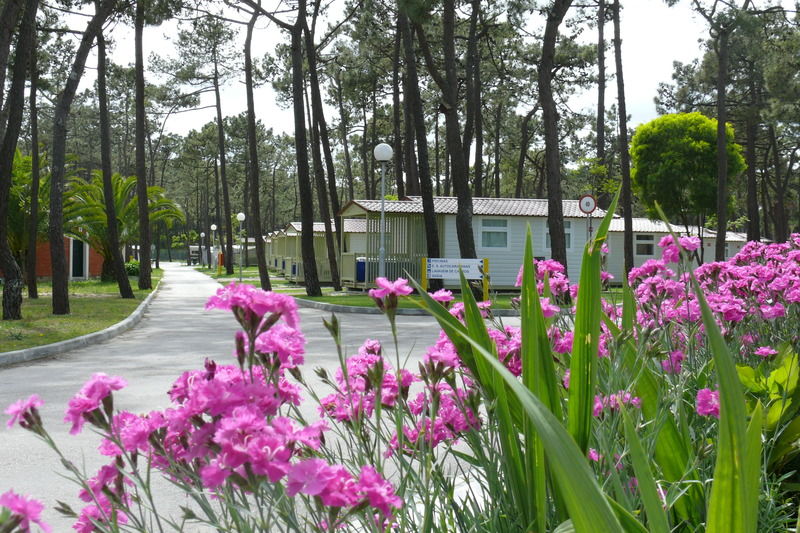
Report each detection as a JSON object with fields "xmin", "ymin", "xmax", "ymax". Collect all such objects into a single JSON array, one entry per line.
[
  {"xmin": 5, "ymin": 394, "xmax": 43, "ymax": 429},
  {"xmin": 0, "ymin": 490, "xmax": 51, "ymax": 533},
  {"xmin": 369, "ymin": 277, "xmax": 413, "ymax": 299},
  {"xmin": 696, "ymin": 388, "xmax": 720, "ymax": 418},
  {"xmin": 755, "ymin": 346, "xmax": 778, "ymax": 358},
  {"xmin": 64, "ymin": 373, "xmax": 127, "ymax": 435}
]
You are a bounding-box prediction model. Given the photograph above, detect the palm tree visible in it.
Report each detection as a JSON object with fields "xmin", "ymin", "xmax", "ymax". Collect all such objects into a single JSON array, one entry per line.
[{"xmin": 64, "ymin": 172, "xmax": 184, "ymax": 281}]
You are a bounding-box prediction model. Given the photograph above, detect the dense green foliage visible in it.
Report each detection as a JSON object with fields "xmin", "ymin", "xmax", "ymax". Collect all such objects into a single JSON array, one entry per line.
[{"xmin": 630, "ymin": 112, "xmax": 746, "ymax": 225}]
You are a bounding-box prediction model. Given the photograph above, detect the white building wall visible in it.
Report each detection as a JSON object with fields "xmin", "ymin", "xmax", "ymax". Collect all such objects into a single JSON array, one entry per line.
[{"xmin": 439, "ymin": 215, "xmax": 594, "ymax": 288}]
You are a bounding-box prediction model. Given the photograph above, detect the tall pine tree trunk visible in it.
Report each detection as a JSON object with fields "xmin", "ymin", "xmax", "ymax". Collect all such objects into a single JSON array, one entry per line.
[
  {"xmin": 98, "ymin": 29, "xmax": 134, "ymax": 298},
  {"xmin": 50, "ymin": 0, "xmax": 113, "ymax": 315},
  {"xmin": 613, "ymin": 0, "xmax": 633, "ymax": 275},
  {"xmin": 303, "ymin": 16, "xmax": 341, "ymax": 289},
  {"xmin": 135, "ymin": 0, "xmax": 152, "ymax": 289},
  {"xmin": 244, "ymin": 11, "xmax": 271, "ymax": 290},
  {"xmin": 538, "ymin": 0, "xmax": 572, "ymax": 273},
  {"xmin": 596, "ymin": 0, "xmax": 609, "ymax": 208},
  {"xmin": 334, "ymin": 74, "xmax": 355, "ymax": 202},
  {"xmin": 213, "ymin": 68, "xmax": 235, "ymax": 275},
  {"xmin": 0, "ymin": 0, "xmax": 37, "ymax": 320},
  {"xmin": 26, "ymin": 34, "xmax": 39, "ymax": 299},
  {"xmin": 414, "ymin": 0, "xmax": 476, "ymax": 258},
  {"xmin": 400, "ymin": 12, "xmax": 440, "ymax": 290},
  {"xmin": 292, "ymin": 3, "xmax": 321, "ymax": 296},
  {"xmin": 392, "ymin": 23, "xmax": 405, "ymax": 198},
  {"xmin": 493, "ymin": 103, "xmax": 502, "ymax": 197},
  {"xmin": 714, "ymin": 29, "xmax": 730, "ymax": 260},
  {"xmin": 515, "ymin": 108, "xmax": 535, "ymax": 198}
]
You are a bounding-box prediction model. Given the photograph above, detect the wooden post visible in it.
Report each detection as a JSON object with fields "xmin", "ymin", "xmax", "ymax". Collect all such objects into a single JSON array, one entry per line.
[
  {"xmin": 482, "ymin": 258, "xmax": 489, "ymax": 301},
  {"xmin": 421, "ymin": 257, "xmax": 428, "ymax": 293}
]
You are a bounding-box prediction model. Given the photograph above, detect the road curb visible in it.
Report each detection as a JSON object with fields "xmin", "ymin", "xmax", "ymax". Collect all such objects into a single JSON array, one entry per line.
[
  {"xmin": 294, "ymin": 297, "xmax": 520, "ymax": 317},
  {"xmin": 0, "ymin": 281, "xmax": 162, "ymax": 368}
]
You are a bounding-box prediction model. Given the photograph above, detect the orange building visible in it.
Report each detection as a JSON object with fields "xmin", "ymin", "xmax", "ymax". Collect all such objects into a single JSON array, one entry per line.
[{"xmin": 1, "ymin": 237, "xmax": 103, "ymax": 280}]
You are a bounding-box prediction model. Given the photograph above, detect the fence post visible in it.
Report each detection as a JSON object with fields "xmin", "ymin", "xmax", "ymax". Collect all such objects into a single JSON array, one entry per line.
[
  {"xmin": 482, "ymin": 258, "xmax": 489, "ymax": 301},
  {"xmin": 421, "ymin": 257, "xmax": 428, "ymax": 293}
]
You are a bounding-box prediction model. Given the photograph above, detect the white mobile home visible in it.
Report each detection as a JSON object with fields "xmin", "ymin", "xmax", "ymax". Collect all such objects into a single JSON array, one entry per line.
[{"xmin": 339, "ymin": 196, "xmax": 608, "ymax": 289}]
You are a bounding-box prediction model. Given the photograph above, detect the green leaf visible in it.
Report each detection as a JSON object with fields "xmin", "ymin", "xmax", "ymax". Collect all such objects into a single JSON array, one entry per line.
[
  {"xmin": 568, "ymin": 188, "xmax": 619, "ymax": 453},
  {"xmin": 520, "ymin": 225, "xmax": 561, "ymax": 529},
  {"xmin": 744, "ymin": 402, "xmax": 763, "ymax": 532},
  {"xmin": 607, "ymin": 497, "xmax": 650, "ymax": 533},
  {"xmin": 454, "ymin": 330, "xmax": 625, "ymax": 533},
  {"xmin": 692, "ymin": 275, "xmax": 754, "ymax": 533},
  {"xmin": 737, "ymin": 365, "xmax": 766, "ymax": 393},
  {"xmin": 622, "ymin": 408, "xmax": 670, "ymax": 533}
]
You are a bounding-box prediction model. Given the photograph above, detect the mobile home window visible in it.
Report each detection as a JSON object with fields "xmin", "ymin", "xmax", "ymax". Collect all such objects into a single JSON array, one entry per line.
[
  {"xmin": 481, "ymin": 219, "xmax": 508, "ymax": 248},
  {"xmin": 636, "ymin": 234, "xmax": 654, "ymax": 256},
  {"xmin": 546, "ymin": 221, "xmax": 571, "ymax": 249}
]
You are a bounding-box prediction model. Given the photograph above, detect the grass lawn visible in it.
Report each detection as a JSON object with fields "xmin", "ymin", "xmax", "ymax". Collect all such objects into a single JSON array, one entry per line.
[{"xmin": 0, "ymin": 270, "xmax": 162, "ymax": 353}]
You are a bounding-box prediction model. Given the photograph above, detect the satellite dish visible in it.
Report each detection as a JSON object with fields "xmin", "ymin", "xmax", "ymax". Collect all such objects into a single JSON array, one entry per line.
[{"xmin": 579, "ymin": 194, "xmax": 597, "ymax": 215}]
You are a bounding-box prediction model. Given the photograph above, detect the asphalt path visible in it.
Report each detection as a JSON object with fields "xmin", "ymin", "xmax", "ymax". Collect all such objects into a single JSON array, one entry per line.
[{"xmin": 0, "ymin": 262, "xmax": 443, "ymax": 531}]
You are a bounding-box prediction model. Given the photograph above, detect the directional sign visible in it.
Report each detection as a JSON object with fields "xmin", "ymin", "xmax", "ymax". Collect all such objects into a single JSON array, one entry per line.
[{"xmin": 426, "ymin": 258, "xmax": 484, "ymax": 280}]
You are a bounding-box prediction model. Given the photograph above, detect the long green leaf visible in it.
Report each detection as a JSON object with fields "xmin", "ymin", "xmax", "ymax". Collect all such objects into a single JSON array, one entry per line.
[
  {"xmin": 568, "ymin": 188, "xmax": 619, "ymax": 453},
  {"xmin": 745, "ymin": 402, "xmax": 762, "ymax": 530},
  {"xmin": 621, "ymin": 408, "xmax": 670, "ymax": 533},
  {"xmin": 520, "ymin": 226, "xmax": 559, "ymax": 530},
  {"xmin": 694, "ymin": 274, "xmax": 753, "ymax": 533},
  {"xmin": 455, "ymin": 330, "xmax": 625, "ymax": 533}
]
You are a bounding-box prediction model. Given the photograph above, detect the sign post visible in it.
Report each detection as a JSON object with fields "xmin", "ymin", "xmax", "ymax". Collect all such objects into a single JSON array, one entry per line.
[
  {"xmin": 579, "ymin": 194, "xmax": 598, "ymax": 244},
  {"xmin": 421, "ymin": 258, "xmax": 490, "ymax": 301}
]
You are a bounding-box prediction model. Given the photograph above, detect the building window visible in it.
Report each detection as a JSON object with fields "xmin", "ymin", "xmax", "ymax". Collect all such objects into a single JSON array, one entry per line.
[
  {"xmin": 636, "ymin": 234, "xmax": 654, "ymax": 256},
  {"xmin": 546, "ymin": 221, "xmax": 571, "ymax": 249},
  {"xmin": 481, "ymin": 219, "xmax": 508, "ymax": 248}
]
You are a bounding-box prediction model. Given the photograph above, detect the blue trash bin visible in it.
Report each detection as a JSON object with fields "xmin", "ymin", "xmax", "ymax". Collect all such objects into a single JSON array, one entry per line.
[{"xmin": 356, "ymin": 257, "xmax": 366, "ymax": 282}]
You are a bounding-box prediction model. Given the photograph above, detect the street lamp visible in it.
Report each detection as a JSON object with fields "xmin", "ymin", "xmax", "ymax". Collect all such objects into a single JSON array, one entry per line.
[
  {"xmin": 200, "ymin": 232, "xmax": 206, "ymax": 267},
  {"xmin": 373, "ymin": 143, "xmax": 393, "ymax": 279},
  {"xmin": 210, "ymin": 224, "xmax": 220, "ymax": 275},
  {"xmin": 236, "ymin": 212, "xmax": 246, "ymax": 283}
]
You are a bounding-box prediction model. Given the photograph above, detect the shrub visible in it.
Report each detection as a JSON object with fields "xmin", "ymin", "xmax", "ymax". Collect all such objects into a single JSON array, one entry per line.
[{"xmin": 124, "ymin": 260, "xmax": 139, "ymax": 277}]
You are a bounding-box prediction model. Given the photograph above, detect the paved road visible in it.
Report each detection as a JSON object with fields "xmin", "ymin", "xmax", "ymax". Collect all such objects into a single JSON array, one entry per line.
[{"xmin": 0, "ymin": 263, "xmax": 442, "ymax": 530}]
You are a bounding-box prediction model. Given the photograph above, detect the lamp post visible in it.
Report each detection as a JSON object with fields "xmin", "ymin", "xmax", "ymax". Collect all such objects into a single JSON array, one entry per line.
[
  {"xmin": 236, "ymin": 212, "xmax": 246, "ymax": 283},
  {"xmin": 211, "ymin": 224, "xmax": 221, "ymax": 276},
  {"xmin": 373, "ymin": 143, "xmax": 393, "ymax": 279},
  {"xmin": 200, "ymin": 232, "xmax": 206, "ymax": 267}
]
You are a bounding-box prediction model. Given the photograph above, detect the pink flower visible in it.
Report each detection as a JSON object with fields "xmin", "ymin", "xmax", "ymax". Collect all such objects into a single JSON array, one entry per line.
[
  {"xmin": 369, "ymin": 277, "xmax": 413, "ymax": 299},
  {"xmin": 206, "ymin": 283, "xmax": 299, "ymax": 329},
  {"xmin": 679, "ymin": 236, "xmax": 701, "ymax": 251},
  {"xmin": 661, "ymin": 350, "xmax": 685, "ymax": 374},
  {"xmin": 429, "ymin": 289, "xmax": 454, "ymax": 305},
  {"xmin": 64, "ymin": 373, "xmax": 127, "ymax": 435},
  {"xmin": 0, "ymin": 490, "xmax": 51, "ymax": 533},
  {"xmin": 357, "ymin": 465, "xmax": 402, "ymax": 519},
  {"xmin": 588, "ymin": 448, "xmax": 602, "ymax": 462},
  {"xmin": 5, "ymin": 394, "xmax": 43, "ymax": 429},
  {"xmin": 286, "ymin": 458, "xmax": 333, "ymax": 497},
  {"xmin": 539, "ymin": 297, "xmax": 560, "ymax": 318},
  {"xmin": 593, "ymin": 396, "xmax": 604, "ymax": 417},
  {"xmin": 755, "ymin": 346, "xmax": 778, "ymax": 358},
  {"xmin": 760, "ymin": 303, "xmax": 786, "ymax": 320},
  {"xmin": 562, "ymin": 369, "xmax": 570, "ymax": 389},
  {"xmin": 696, "ymin": 388, "xmax": 720, "ymax": 418},
  {"xmin": 255, "ymin": 323, "xmax": 306, "ymax": 369}
]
